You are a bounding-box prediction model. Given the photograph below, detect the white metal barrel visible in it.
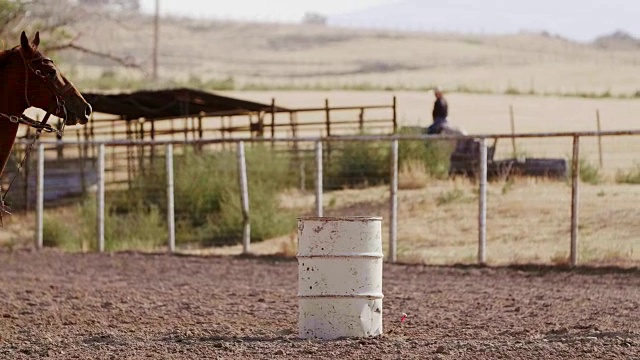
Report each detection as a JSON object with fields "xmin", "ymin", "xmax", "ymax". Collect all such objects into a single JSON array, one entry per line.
[{"xmin": 297, "ymin": 216, "xmax": 383, "ymax": 339}]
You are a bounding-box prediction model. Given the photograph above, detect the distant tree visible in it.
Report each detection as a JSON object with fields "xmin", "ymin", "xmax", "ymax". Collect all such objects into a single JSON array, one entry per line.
[
  {"xmin": 302, "ymin": 12, "xmax": 327, "ymax": 26},
  {"xmin": 0, "ymin": 0, "xmax": 138, "ymax": 68},
  {"xmin": 593, "ymin": 30, "xmax": 640, "ymax": 50},
  {"xmin": 78, "ymin": 0, "xmax": 140, "ymax": 12},
  {"xmin": 0, "ymin": 0, "xmax": 27, "ymax": 44}
]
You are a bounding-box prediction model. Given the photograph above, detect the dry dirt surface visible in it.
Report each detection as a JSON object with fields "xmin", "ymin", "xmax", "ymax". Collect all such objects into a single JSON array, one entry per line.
[{"xmin": 0, "ymin": 250, "xmax": 638, "ymax": 359}]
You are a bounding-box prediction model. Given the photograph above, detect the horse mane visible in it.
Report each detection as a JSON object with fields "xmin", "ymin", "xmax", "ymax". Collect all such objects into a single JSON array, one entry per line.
[
  {"xmin": 0, "ymin": 47, "xmax": 19, "ymax": 69},
  {"xmin": 0, "ymin": 50, "xmax": 10, "ymax": 67}
]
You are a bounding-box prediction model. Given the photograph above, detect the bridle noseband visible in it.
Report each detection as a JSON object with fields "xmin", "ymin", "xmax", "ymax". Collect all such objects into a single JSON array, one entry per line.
[
  {"xmin": 25, "ymin": 54, "xmax": 76, "ymax": 114},
  {"xmin": 19, "ymin": 49, "xmax": 72, "ymax": 133}
]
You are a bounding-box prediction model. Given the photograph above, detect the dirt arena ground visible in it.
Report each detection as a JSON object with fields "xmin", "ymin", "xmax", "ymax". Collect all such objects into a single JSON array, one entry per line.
[{"xmin": 0, "ymin": 250, "xmax": 638, "ymax": 359}]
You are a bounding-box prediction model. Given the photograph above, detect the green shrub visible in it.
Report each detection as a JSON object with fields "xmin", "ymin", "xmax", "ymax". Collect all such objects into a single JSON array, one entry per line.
[
  {"xmin": 187, "ymin": 75, "xmax": 236, "ymax": 90},
  {"xmin": 578, "ymin": 158, "xmax": 602, "ymax": 185},
  {"xmin": 172, "ymin": 150, "xmax": 234, "ymax": 228},
  {"xmin": 76, "ymin": 197, "xmax": 166, "ymax": 252},
  {"xmin": 42, "ymin": 197, "xmax": 165, "ymax": 252},
  {"xmin": 205, "ymin": 181, "xmax": 296, "ymax": 245},
  {"xmin": 42, "ymin": 214, "xmax": 82, "ymax": 250},
  {"xmin": 77, "ymin": 72, "xmax": 236, "ymax": 92},
  {"xmin": 104, "ymin": 203, "xmax": 166, "ymax": 251},
  {"xmin": 201, "ymin": 146, "xmax": 297, "ymax": 245},
  {"xmin": 114, "ymin": 145, "xmax": 298, "ymax": 246},
  {"xmin": 325, "ymin": 140, "xmax": 390, "ymax": 189},
  {"xmin": 397, "ymin": 127, "xmax": 454, "ymax": 179},
  {"xmin": 44, "ymin": 145, "xmax": 298, "ymax": 250},
  {"xmin": 616, "ymin": 164, "xmax": 640, "ymax": 184},
  {"xmin": 505, "ymin": 87, "xmax": 522, "ymax": 95}
]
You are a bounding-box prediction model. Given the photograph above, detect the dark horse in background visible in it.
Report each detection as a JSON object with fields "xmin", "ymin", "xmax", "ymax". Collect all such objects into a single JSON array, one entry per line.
[{"xmin": 0, "ymin": 31, "xmax": 91, "ymax": 216}]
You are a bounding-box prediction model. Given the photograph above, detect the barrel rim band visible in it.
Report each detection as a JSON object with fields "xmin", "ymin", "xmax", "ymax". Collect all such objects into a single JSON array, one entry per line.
[
  {"xmin": 297, "ymin": 254, "xmax": 383, "ymax": 259},
  {"xmin": 297, "ymin": 216, "xmax": 382, "ymax": 222},
  {"xmin": 298, "ymin": 294, "xmax": 384, "ymax": 299}
]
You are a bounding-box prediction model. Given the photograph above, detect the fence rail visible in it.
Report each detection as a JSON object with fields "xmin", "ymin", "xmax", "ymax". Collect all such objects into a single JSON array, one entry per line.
[
  {"xmin": 10, "ymin": 130, "xmax": 640, "ymax": 266},
  {"xmin": 17, "ymin": 129, "xmax": 640, "ymax": 146},
  {"xmin": 70, "ymin": 98, "xmax": 398, "ymax": 147}
]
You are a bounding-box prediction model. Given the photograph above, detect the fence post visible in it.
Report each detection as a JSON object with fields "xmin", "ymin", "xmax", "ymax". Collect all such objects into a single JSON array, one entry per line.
[
  {"xmin": 570, "ymin": 135, "xmax": 580, "ymax": 267},
  {"xmin": 271, "ymin": 98, "xmax": 276, "ymax": 140},
  {"xmin": 509, "ymin": 105, "xmax": 517, "ymax": 157},
  {"xmin": 324, "ymin": 99, "xmax": 331, "ymax": 137},
  {"xmin": 24, "ymin": 141, "xmax": 30, "ymax": 212},
  {"xmin": 392, "ymin": 96, "xmax": 397, "ymax": 132},
  {"xmin": 237, "ymin": 141, "xmax": 251, "ymax": 254},
  {"xmin": 97, "ymin": 143, "xmax": 105, "ymax": 253},
  {"xmin": 77, "ymin": 130, "xmax": 87, "ymax": 195},
  {"xmin": 299, "ymin": 159, "xmax": 306, "ymax": 192},
  {"xmin": 596, "ymin": 110, "xmax": 603, "ymax": 168},
  {"xmin": 36, "ymin": 143, "xmax": 44, "ymax": 250},
  {"xmin": 315, "ymin": 141, "xmax": 323, "ymax": 217},
  {"xmin": 389, "ymin": 139, "xmax": 398, "ymax": 263},
  {"xmin": 166, "ymin": 144, "xmax": 175, "ymax": 253},
  {"xmin": 478, "ymin": 138, "xmax": 488, "ymax": 265}
]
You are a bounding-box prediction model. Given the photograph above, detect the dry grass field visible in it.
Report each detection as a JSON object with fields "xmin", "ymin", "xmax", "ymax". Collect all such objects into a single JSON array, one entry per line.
[
  {"xmin": 56, "ymin": 14, "xmax": 640, "ymax": 175},
  {"xmin": 182, "ymin": 178, "xmax": 640, "ymax": 266},
  {"xmin": 7, "ymin": 90, "xmax": 640, "ymax": 265},
  {"xmin": 60, "ymin": 15, "xmax": 640, "ymax": 97},
  {"xmin": 168, "ymin": 92, "xmax": 639, "ymax": 267}
]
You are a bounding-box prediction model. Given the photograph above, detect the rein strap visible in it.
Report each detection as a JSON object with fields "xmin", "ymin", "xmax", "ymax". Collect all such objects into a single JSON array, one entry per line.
[
  {"xmin": 0, "ymin": 108, "xmax": 59, "ymax": 227},
  {"xmin": 0, "ymin": 112, "xmax": 59, "ymax": 135}
]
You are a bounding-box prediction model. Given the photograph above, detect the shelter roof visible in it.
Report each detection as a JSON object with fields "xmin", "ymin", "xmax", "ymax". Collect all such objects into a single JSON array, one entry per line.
[{"xmin": 82, "ymin": 88, "xmax": 288, "ymax": 119}]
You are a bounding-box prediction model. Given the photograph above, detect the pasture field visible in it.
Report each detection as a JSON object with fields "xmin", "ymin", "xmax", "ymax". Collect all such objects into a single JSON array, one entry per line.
[
  {"xmin": 3, "ymin": 171, "xmax": 639, "ymax": 267},
  {"xmin": 228, "ymin": 91, "xmax": 640, "ymax": 166},
  {"xmin": 187, "ymin": 179, "xmax": 640, "ymax": 266},
  {"xmin": 224, "ymin": 91, "xmax": 640, "ymax": 133},
  {"xmin": 4, "ymin": 92, "xmax": 640, "ymax": 266},
  {"xmin": 0, "ymin": 250, "xmax": 638, "ymax": 359},
  {"xmin": 169, "ymin": 91, "xmax": 640, "ymax": 266},
  {"xmin": 64, "ymin": 15, "xmax": 640, "ymax": 98}
]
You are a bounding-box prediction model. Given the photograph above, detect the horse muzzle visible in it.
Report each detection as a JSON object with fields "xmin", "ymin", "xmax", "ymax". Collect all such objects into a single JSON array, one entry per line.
[{"xmin": 65, "ymin": 103, "xmax": 92, "ymax": 126}]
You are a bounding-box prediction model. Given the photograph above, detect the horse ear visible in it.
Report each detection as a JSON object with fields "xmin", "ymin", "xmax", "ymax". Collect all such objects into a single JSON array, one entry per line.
[
  {"xmin": 33, "ymin": 32, "xmax": 40, "ymax": 48},
  {"xmin": 20, "ymin": 31, "xmax": 30, "ymax": 50}
]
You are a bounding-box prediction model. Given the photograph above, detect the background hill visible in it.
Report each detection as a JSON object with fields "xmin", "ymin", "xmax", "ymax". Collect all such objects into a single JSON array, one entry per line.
[
  {"xmin": 329, "ymin": 0, "xmax": 640, "ymax": 42},
  {"xmin": 55, "ymin": 11, "xmax": 640, "ymax": 97}
]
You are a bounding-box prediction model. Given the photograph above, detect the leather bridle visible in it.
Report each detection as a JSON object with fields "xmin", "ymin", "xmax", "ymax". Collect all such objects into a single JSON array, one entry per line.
[
  {"xmin": 23, "ymin": 51, "xmax": 76, "ymax": 120},
  {"xmin": 0, "ymin": 47, "xmax": 73, "ymax": 225}
]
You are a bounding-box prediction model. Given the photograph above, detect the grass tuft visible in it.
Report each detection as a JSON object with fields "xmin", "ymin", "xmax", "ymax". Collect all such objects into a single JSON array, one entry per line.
[
  {"xmin": 325, "ymin": 140, "xmax": 390, "ymax": 189},
  {"xmin": 436, "ymin": 188, "xmax": 466, "ymax": 206},
  {"xmin": 579, "ymin": 158, "xmax": 602, "ymax": 185},
  {"xmin": 615, "ymin": 164, "xmax": 640, "ymax": 184},
  {"xmin": 397, "ymin": 127, "xmax": 454, "ymax": 179},
  {"xmin": 398, "ymin": 160, "xmax": 429, "ymax": 189}
]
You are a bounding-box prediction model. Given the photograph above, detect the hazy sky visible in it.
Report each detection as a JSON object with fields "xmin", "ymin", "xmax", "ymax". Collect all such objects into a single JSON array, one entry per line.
[
  {"xmin": 139, "ymin": 0, "xmax": 639, "ymax": 41},
  {"xmin": 140, "ymin": 0, "xmax": 396, "ymax": 21}
]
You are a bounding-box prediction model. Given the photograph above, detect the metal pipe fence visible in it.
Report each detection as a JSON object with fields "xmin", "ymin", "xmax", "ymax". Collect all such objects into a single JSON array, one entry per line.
[{"xmin": 11, "ymin": 130, "xmax": 640, "ymax": 266}]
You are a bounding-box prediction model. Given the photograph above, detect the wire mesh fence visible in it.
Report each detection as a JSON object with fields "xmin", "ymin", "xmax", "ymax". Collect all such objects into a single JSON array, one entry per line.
[{"xmin": 3, "ymin": 131, "xmax": 640, "ymax": 266}]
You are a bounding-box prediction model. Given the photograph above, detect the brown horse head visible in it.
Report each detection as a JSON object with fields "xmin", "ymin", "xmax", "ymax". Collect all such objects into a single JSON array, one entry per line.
[
  {"xmin": 18, "ymin": 31, "xmax": 92, "ymax": 125},
  {"xmin": 0, "ymin": 31, "xmax": 92, "ymax": 182}
]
